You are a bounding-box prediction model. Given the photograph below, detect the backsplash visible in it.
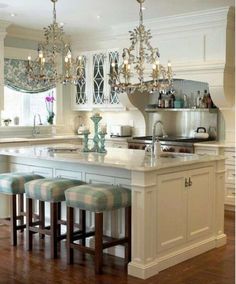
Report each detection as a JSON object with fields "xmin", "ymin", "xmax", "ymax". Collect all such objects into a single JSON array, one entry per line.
[
  {"xmin": 75, "ymin": 110, "xmax": 146, "ymax": 137},
  {"xmin": 147, "ymin": 111, "xmax": 220, "ymax": 139}
]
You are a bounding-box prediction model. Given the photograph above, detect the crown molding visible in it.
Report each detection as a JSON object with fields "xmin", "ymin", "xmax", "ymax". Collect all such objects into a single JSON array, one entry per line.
[
  {"xmin": 112, "ymin": 6, "xmax": 232, "ymax": 38},
  {"xmin": 6, "ymin": 24, "xmax": 44, "ymax": 41},
  {"xmin": 71, "ymin": 6, "xmax": 233, "ymax": 47},
  {"xmin": 6, "ymin": 23, "xmax": 72, "ymax": 44}
]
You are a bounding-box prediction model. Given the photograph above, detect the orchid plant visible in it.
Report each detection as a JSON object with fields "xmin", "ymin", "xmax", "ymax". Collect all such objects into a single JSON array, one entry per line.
[{"xmin": 45, "ymin": 92, "xmax": 55, "ymax": 124}]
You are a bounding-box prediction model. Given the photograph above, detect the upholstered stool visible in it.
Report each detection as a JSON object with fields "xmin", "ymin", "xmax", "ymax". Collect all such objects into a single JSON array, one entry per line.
[
  {"xmin": 65, "ymin": 183, "xmax": 131, "ymax": 274},
  {"xmin": 25, "ymin": 178, "xmax": 86, "ymax": 259},
  {"xmin": 0, "ymin": 172, "xmax": 44, "ymax": 246}
]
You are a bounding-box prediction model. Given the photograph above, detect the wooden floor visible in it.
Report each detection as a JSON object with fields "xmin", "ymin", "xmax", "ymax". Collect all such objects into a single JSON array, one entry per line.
[{"xmin": 0, "ymin": 211, "xmax": 234, "ymax": 284}]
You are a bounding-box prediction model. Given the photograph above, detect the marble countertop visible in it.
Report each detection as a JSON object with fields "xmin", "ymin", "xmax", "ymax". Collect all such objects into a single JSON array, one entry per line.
[
  {"xmin": 0, "ymin": 135, "xmax": 130, "ymax": 144},
  {"xmin": 0, "ymin": 135, "xmax": 80, "ymax": 144},
  {"xmin": 0, "ymin": 144, "xmax": 225, "ymax": 172}
]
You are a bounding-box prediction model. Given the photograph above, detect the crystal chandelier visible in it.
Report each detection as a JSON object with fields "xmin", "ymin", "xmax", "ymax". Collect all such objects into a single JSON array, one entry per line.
[
  {"xmin": 26, "ymin": 0, "xmax": 84, "ymax": 85},
  {"xmin": 109, "ymin": 0, "xmax": 173, "ymax": 94}
]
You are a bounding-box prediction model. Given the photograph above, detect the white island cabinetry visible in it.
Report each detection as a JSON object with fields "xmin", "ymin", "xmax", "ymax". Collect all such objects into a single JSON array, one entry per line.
[
  {"xmin": 157, "ymin": 167, "xmax": 213, "ymax": 253},
  {"xmin": 0, "ymin": 146, "xmax": 225, "ymax": 280}
]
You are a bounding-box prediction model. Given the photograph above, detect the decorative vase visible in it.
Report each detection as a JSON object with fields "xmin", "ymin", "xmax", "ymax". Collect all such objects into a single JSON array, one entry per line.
[{"xmin": 47, "ymin": 112, "xmax": 55, "ymax": 125}]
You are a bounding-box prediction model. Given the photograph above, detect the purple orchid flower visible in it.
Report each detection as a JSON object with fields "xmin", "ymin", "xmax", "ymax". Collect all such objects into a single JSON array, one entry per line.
[{"xmin": 45, "ymin": 92, "xmax": 55, "ymax": 115}]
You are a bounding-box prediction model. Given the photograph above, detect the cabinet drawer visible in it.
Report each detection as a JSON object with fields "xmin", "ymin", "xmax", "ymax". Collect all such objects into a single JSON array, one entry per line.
[
  {"xmin": 225, "ymin": 165, "xmax": 235, "ymax": 184},
  {"xmin": 224, "ymin": 150, "xmax": 236, "ymax": 165},
  {"xmin": 10, "ymin": 163, "xmax": 30, "ymax": 172},
  {"xmin": 194, "ymin": 148, "xmax": 219, "ymax": 156},
  {"xmin": 85, "ymin": 173, "xmax": 114, "ymax": 185},
  {"xmin": 54, "ymin": 169, "xmax": 83, "ymax": 180},
  {"xmin": 225, "ymin": 184, "xmax": 235, "ymax": 198},
  {"xmin": 30, "ymin": 166, "xmax": 53, "ymax": 178}
]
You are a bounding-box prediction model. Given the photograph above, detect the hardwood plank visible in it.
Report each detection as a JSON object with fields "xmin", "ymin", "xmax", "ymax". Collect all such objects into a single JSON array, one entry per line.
[{"xmin": 0, "ymin": 211, "xmax": 234, "ymax": 283}]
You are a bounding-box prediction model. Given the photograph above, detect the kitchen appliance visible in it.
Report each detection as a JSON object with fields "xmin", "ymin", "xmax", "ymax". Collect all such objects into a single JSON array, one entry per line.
[
  {"xmin": 127, "ymin": 136, "xmax": 215, "ymax": 153},
  {"xmin": 194, "ymin": 127, "xmax": 209, "ymax": 139},
  {"xmin": 110, "ymin": 125, "xmax": 132, "ymax": 137}
]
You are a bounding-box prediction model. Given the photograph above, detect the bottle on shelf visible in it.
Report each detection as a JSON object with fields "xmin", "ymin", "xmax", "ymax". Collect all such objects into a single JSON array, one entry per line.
[
  {"xmin": 202, "ymin": 90, "xmax": 208, "ymax": 108},
  {"xmin": 158, "ymin": 92, "xmax": 164, "ymax": 108},
  {"xmin": 169, "ymin": 92, "xmax": 175, "ymax": 108},
  {"xmin": 196, "ymin": 90, "xmax": 202, "ymax": 108},
  {"xmin": 183, "ymin": 93, "xmax": 188, "ymax": 108},
  {"xmin": 206, "ymin": 91, "xmax": 213, "ymax": 108}
]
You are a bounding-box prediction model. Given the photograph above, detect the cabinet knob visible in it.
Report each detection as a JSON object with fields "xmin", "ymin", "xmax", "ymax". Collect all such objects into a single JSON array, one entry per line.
[
  {"xmin": 189, "ymin": 177, "xmax": 192, "ymax": 186},
  {"xmin": 185, "ymin": 178, "xmax": 189, "ymax": 187}
]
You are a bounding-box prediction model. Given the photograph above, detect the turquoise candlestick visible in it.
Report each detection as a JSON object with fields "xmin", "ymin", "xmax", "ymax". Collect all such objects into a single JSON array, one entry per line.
[
  {"xmin": 90, "ymin": 114, "xmax": 102, "ymax": 152},
  {"xmin": 82, "ymin": 131, "xmax": 90, "ymax": 152},
  {"xmin": 98, "ymin": 131, "xmax": 107, "ymax": 153}
]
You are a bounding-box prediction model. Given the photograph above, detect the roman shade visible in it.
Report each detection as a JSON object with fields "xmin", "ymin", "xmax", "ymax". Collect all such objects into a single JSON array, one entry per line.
[{"xmin": 4, "ymin": 58, "xmax": 55, "ymax": 93}]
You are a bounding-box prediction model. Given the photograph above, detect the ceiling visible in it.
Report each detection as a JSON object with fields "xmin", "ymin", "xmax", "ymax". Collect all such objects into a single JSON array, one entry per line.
[{"xmin": 0, "ymin": 0, "xmax": 234, "ymax": 37}]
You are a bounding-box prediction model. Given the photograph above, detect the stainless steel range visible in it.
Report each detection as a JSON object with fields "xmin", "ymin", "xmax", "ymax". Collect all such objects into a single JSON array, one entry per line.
[{"xmin": 127, "ymin": 136, "xmax": 215, "ymax": 153}]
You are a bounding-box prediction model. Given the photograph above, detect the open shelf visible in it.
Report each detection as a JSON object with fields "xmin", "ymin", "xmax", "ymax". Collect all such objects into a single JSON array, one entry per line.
[{"xmin": 145, "ymin": 108, "xmax": 218, "ymax": 113}]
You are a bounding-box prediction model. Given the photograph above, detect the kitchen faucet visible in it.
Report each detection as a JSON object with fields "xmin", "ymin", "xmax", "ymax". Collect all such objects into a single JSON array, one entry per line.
[
  {"xmin": 152, "ymin": 120, "xmax": 168, "ymax": 153},
  {"xmin": 32, "ymin": 114, "xmax": 42, "ymax": 137}
]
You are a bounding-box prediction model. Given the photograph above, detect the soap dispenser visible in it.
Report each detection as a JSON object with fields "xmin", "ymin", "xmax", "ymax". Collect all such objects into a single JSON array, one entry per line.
[{"xmin": 154, "ymin": 140, "xmax": 162, "ymax": 158}]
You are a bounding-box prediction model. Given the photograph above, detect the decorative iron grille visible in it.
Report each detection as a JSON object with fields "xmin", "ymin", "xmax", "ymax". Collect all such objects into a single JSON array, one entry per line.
[
  {"xmin": 76, "ymin": 55, "xmax": 87, "ymax": 104},
  {"xmin": 109, "ymin": 51, "xmax": 120, "ymax": 104},
  {"xmin": 93, "ymin": 53, "xmax": 105, "ymax": 104}
]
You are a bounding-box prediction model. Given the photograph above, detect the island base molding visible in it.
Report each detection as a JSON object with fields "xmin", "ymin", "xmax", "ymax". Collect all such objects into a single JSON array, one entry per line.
[{"xmin": 128, "ymin": 233, "xmax": 227, "ymax": 280}]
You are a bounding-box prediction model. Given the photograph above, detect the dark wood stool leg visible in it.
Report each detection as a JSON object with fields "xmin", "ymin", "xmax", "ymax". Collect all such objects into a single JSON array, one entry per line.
[
  {"xmin": 67, "ymin": 206, "xmax": 74, "ymax": 264},
  {"xmin": 10, "ymin": 195, "xmax": 17, "ymax": 246},
  {"xmin": 80, "ymin": 209, "xmax": 86, "ymax": 246},
  {"xmin": 26, "ymin": 198, "xmax": 33, "ymax": 251},
  {"xmin": 18, "ymin": 194, "xmax": 24, "ymax": 233},
  {"xmin": 39, "ymin": 201, "xmax": 45, "ymax": 239},
  {"xmin": 125, "ymin": 206, "xmax": 131, "ymax": 263},
  {"xmin": 50, "ymin": 203, "xmax": 58, "ymax": 259},
  {"xmin": 95, "ymin": 212, "xmax": 103, "ymax": 274},
  {"xmin": 57, "ymin": 202, "xmax": 61, "ymax": 238}
]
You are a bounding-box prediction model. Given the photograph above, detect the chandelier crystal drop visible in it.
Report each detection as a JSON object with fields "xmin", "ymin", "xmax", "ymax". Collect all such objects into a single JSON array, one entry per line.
[
  {"xmin": 26, "ymin": 0, "xmax": 84, "ymax": 86},
  {"xmin": 109, "ymin": 0, "xmax": 173, "ymax": 94}
]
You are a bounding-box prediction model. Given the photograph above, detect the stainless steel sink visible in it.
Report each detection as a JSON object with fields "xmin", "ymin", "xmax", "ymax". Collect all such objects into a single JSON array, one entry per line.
[
  {"xmin": 159, "ymin": 153, "xmax": 177, "ymax": 158},
  {"xmin": 23, "ymin": 134, "xmax": 54, "ymax": 139},
  {"xmin": 159, "ymin": 153, "xmax": 193, "ymax": 158}
]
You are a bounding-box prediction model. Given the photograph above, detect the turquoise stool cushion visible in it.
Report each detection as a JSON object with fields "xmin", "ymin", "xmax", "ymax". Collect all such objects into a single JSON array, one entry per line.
[
  {"xmin": 65, "ymin": 184, "xmax": 131, "ymax": 212},
  {"xmin": 0, "ymin": 172, "xmax": 44, "ymax": 195},
  {"xmin": 25, "ymin": 178, "xmax": 86, "ymax": 202}
]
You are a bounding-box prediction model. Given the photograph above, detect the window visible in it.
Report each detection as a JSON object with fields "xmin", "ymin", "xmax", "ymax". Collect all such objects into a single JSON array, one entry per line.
[{"xmin": 2, "ymin": 87, "xmax": 56, "ymax": 126}]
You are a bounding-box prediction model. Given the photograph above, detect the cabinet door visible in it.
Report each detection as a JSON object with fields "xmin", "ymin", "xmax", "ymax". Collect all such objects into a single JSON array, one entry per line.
[
  {"xmin": 92, "ymin": 52, "xmax": 106, "ymax": 105},
  {"xmin": 157, "ymin": 172, "xmax": 187, "ymax": 252},
  {"xmin": 107, "ymin": 50, "xmax": 120, "ymax": 106},
  {"xmin": 72, "ymin": 54, "xmax": 91, "ymax": 110},
  {"xmin": 75, "ymin": 55, "xmax": 87, "ymax": 105},
  {"xmin": 187, "ymin": 167, "xmax": 213, "ymax": 241}
]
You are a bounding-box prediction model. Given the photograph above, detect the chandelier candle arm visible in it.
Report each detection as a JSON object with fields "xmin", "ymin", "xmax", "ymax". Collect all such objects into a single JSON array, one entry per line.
[
  {"xmin": 108, "ymin": 0, "xmax": 174, "ymax": 94},
  {"xmin": 26, "ymin": 0, "xmax": 84, "ymax": 86}
]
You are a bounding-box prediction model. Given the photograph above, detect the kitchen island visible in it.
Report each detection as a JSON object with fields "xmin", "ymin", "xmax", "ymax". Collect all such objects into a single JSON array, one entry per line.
[{"xmin": 0, "ymin": 145, "xmax": 226, "ymax": 279}]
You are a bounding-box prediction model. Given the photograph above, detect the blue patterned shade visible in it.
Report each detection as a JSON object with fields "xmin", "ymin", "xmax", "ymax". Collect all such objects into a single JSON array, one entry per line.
[{"xmin": 4, "ymin": 58, "xmax": 55, "ymax": 93}]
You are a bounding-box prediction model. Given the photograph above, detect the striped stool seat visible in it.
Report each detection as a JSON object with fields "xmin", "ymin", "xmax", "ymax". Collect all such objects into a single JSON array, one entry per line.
[
  {"xmin": 65, "ymin": 183, "xmax": 131, "ymax": 274},
  {"xmin": 0, "ymin": 172, "xmax": 43, "ymax": 195},
  {"xmin": 0, "ymin": 172, "xmax": 44, "ymax": 246},
  {"xmin": 25, "ymin": 178, "xmax": 85, "ymax": 202},
  {"xmin": 65, "ymin": 183, "xmax": 131, "ymax": 212},
  {"xmin": 25, "ymin": 178, "xmax": 86, "ymax": 259}
]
